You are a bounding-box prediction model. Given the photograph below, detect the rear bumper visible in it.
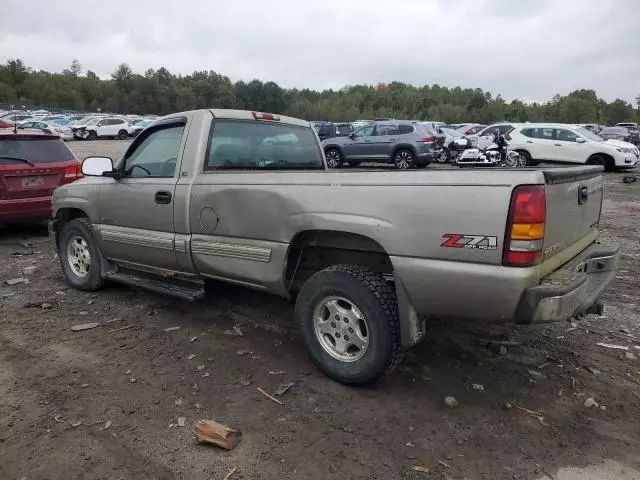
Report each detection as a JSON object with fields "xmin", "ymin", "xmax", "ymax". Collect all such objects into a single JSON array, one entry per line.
[
  {"xmin": 515, "ymin": 243, "xmax": 619, "ymax": 324},
  {"xmin": 0, "ymin": 196, "xmax": 52, "ymax": 222}
]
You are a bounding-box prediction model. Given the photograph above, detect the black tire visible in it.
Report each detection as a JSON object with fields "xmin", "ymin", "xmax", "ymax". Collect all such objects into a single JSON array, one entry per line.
[
  {"xmin": 436, "ymin": 148, "xmax": 450, "ymax": 163},
  {"xmin": 295, "ymin": 264, "xmax": 403, "ymax": 385},
  {"xmin": 394, "ymin": 149, "xmax": 415, "ymax": 169},
  {"xmin": 87, "ymin": 130, "xmax": 97, "ymax": 141},
  {"xmin": 325, "ymin": 148, "xmax": 343, "ymax": 168},
  {"xmin": 118, "ymin": 130, "xmax": 128, "ymax": 140},
  {"xmin": 516, "ymin": 150, "xmax": 533, "ymax": 166},
  {"xmin": 59, "ymin": 218, "xmax": 104, "ymax": 291},
  {"xmin": 588, "ymin": 154, "xmax": 615, "ymax": 172}
]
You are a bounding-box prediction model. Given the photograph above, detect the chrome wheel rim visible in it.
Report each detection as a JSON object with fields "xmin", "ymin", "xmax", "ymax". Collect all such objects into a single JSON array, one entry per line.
[
  {"xmin": 326, "ymin": 150, "xmax": 340, "ymax": 168},
  {"xmin": 395, "ymin": 151, "xmax": 412, "ymax": 169},
  {"xmin": 67, "ymin": 236, "xmax": 91, "ymax": 277},
  {"xmin": 313, "ymin": 296, "xmax": 369, "ymax": 362},
  {"xmin": 505, "ymin": 152, "xmax": 519, "ymax": 168},
  {"xmin": 437, "ymin": 150, "xmax": 448, "ymax": 163}
]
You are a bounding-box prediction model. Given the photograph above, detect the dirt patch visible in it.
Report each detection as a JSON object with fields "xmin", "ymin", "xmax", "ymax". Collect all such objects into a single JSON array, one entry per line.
[{"xmin": 1, "ymin": 146, "xmax": 639, "ymax": 479}]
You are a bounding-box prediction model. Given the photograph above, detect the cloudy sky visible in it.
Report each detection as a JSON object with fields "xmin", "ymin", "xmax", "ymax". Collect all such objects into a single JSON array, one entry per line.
[{"xmin": 1, "ymin": 0, "xmax": 639, "ymax": 103}]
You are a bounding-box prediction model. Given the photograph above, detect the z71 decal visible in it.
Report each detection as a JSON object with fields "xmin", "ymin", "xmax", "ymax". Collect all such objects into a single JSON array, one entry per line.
[{"xmin": 441, "ymin": 234, "xmax": 498, "ymax": 250}]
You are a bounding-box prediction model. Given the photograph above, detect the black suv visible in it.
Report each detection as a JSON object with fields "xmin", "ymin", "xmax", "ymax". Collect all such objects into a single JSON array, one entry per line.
[{"xmin": 313, "ymin": 122, "xmax": 354, "ymax": 142}]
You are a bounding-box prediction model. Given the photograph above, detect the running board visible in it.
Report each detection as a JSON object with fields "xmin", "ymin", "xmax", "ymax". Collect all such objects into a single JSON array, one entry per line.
[{"xmin": 104, "ymin": 270, "xmax": 205, "ymax": 302}]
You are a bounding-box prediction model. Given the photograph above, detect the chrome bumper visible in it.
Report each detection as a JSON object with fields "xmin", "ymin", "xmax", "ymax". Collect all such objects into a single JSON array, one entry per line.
[{"xmin": 516, "ymin": 243, "xmax": 619, "ymax": 324}]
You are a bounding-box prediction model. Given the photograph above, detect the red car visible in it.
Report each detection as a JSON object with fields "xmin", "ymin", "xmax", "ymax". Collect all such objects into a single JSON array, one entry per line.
[{"xmin": 0, "ymin": 131, "xmax": 82, "ymax": 224}]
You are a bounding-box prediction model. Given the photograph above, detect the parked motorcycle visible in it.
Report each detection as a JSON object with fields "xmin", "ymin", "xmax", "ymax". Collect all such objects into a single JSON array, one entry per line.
[{"xmin": 457, "ymin": 130, "xmax": 524, "ymax": 168}]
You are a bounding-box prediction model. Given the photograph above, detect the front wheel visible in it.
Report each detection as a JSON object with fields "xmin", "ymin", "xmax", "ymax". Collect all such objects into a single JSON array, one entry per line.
[
  {"xmin": 118, "ymin": 130, "xmax": 128, "ymax": 140},
  {"xmin": 436, "ymin": 148, "xmax": 450, "ymax": 163},
  {"xmin": 394, "ymin": 149, "xmax": 415, "ymax": 169},
  {"xmin": 295, "ymin": 265, "xmax": 403, "ymax": 385},
  {"xmin": 87, "ymin": 130, "xmax": 97, "ymax": 141},
  {"xmin": 325, "ymin": 148, "xmax": 343, "ymax": 168},
  {"xmin": 59, "ymin": 218, "xmax": 104, "ymax": 291}
]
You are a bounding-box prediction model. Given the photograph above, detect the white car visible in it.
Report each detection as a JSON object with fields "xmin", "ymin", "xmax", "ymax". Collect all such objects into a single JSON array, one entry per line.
[
  {"xmin": 17, "ymin": 120, "xmax": 73, "ymax": 141},
  {"xmin": 74, "ymin": 117, "xmax": 133, "ymax": 140},
  {"xmin": 508, "ymin": 123, "xmax": 639, "ymax": 170},
  {"xmin": 468, "ymin": 123, "xmax": 521, "ymax": 149}
]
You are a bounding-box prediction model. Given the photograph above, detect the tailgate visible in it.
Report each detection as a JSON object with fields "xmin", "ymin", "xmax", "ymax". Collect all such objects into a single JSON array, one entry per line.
[{"xmin": 542, "ymin": 167, "xmax": 603, "ymax": 260}]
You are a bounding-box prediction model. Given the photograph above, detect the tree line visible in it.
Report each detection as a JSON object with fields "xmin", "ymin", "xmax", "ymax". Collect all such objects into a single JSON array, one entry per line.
[{"xmin": 1, "ymin": 58, "xmax": 639, "ymax": 125}]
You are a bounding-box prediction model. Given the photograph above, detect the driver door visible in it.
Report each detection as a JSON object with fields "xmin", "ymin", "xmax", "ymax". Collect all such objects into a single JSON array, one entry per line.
[
  {"xmin": 96, "ymin": 120, "xmax": 187, "ymax": 271},
  {"xmin": 343, "ymin": 124, "xmax": 375, "ymax": 159}
]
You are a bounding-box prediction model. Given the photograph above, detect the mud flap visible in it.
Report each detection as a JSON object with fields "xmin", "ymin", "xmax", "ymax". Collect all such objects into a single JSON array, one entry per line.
[{"xmin": 395, "ymin": 276, "xmax": 426, "ymax": 348}]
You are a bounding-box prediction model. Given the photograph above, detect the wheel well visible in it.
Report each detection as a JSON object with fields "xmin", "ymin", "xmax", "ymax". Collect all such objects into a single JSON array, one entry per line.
[
  {"xmin": 392, "ymin": 145, "xmax": 416, "ymax": 158},
  {"xmin": 587, "ymin": 153, "xmax": 615, "ymax": 171},
  {"xmin": 284, "ymin": 230, "xmax": 392, "ymax": 294},
  {"xmin": 55, "ymin": 208, "xmax": 89, "ymax": 243}
]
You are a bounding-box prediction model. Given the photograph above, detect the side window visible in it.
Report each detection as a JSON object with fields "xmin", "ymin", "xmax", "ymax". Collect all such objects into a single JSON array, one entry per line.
[
  {"xmin": 318, "ymin": 125, "xmax": 331, "ymax": 136},
  {"xmin": 539, "ymin": 128, "xmax": 554, "ymax": 140},
  {"xmin": 113, "ymin": 119, "xmax": 124, "ymax": 125},
  {"xmin": 375, "ymin": 124, "xmax": 399, "ymax": 136},
  {"xmin": 398, "ymin": 124, "xmax": 415, "ymax": 134},
  {"xmin": 498, "ymin": 125, "xmax": 513, "ymax": 135},
  {"xmin": 21, "ymin": 122, "xmax": 33, "ymax": 128},
  {"xmin": 205, "ymin": 120, "xmax": 323, "ymax": 171},
  {"xmin": 521, "ymin": 128, "xmax": 536, "ymax": 138},
  {"xmin": 123, "ymin": 123, "xmax": 185, "ymax": 178},
  {"xmin": 353, "ymin": 125, "xmax": 375, "ymax": 137},
  {"xmin": 555, "ymin": 129, "xmax": 578, "ymax": 142}
]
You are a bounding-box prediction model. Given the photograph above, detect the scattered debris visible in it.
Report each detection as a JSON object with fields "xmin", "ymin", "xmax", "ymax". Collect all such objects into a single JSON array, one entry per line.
[
  {"xmin": 78, "ymin": 311, "xmax": 89, "ymax": 316},
  {"xmin": 102, "ymin": 420, "xmax": 112, "ymax": 430},
  {"xmin": 177, "ymin": 417, "xmax": 186, "ymax": 427},
  {"xmin": 125, "ymin": 369, "xmax": 132, "ymax": 375},
  {"xmin": 597, "ymin": 342, "xmax": 629, "ymax": 351},
  {"xmin": 41, "ymin": 302, "xmax": 52, "ymax": 310},
  {"xmin": 444, "ymin": 396, "xmax": 459, "ymax": 408},
  {"xmin": 23, "ymin": 266, "xmax": 37, "ymax": 275},
  {"xmin": 195, "ymin": 419, "xmax": 242, "ymax": 450},
  {"xmin": 600, "ymin": 405, "xmax": 607, "ymax": 411},
  {"xmin": 223, "ymin": 467, "xmax": 238, "ymax": 480},
  {"xmin": 527, "ymin": 369, "xmax": 546, "ymax": 380},
  {"xmin": 196, "ymin": 365, "xmax": 206, "ymax": 371},
  {"xmin": 503, "ymin": 402, "xmax": 513, "ymax": 410},
  {"xmin": 499, "ymin": 345, "xmax": 508, "ymax": 356},
  {"xmin": 70, "ymin": 322, "xmax": 100, "ymax": 332},
  {"xmin": 129, "ymin": 378, "xmax": 137, "ymax": 383},
  {"xmin": 412, "ymin": 465, "xmax": 430, "ymax": 473},
  {"xmin": 175, "ymin": 398, "xmax": 184, "ymax": 406},
  {"xmin": 620, "ymin": 326, "xmax": 632, "ymax": 335},
  {"xmin": 275, "ymin": 382, "xmax": 295, "ymax": 396},
  {"xmin": 70, "ymin": 421, "xmax": 82, "ymax": 428},
  {"xmin": 537, "ymin": 362, "xmax": 551, "ymax": 369},
  {"xmin": 107, "ymin": 324, "xmax": 134, "ymax": 334},
  {"xmin": 194, "ymin": 403, "xmax": 202, "ymax": 410},
  {"xmin": 236, "ymin": 349, "xmax": 250, "ymax": 356},
  {"xmin": 584, "ymin": 397, "xmax": 598, "ymax": 408},
  {"xmin": 405, "ymin": 441, "xmax": 415, "ymax": 447},
  {"xmin": 238, "ymin": 376, "xmax": 252, "ymax": 386},
  {"xmin": 269, "ymin": 370, "xmax": 286, "ymax": 375},
  {"xmin": 223, "ymin": 325, "xmax": 244, "ymax": 337},
  {"xmin": 586, "ymin": 366, "xmax": 601, "ymax": 375},
  {"xmin": 439, "ymin": 459, "xmax": 452, "ymax": 469},
  {"xmin": 187, "ymin": 354, "xmax": 196, "ymax": 360},
  {"xmin": 257, "ymin": 386, "xmax": 284, "ymax": 405},
  {"xmin": 515, "ymin": 405, "xmax": 546, "ymax": 425},
  {"xmin": 190, "ymin": 336, "xmax": 198, "ymax": 343},
  {"xmin": 164, "ymin": 326, "xmax": 181, "ymax": 332},
  {"xmin": 622, "ymin": 175, "xmax": 637, "ymax": 183},
  {"xmin": 472, "ymin": 383, "xmax": 484, "ymax": 391},
  {"xmin": 80, "ymin": 384, "xmax": 90, "ymax": 388},
  {"xmin": 625, "ymin": 351, "xmax": 637, "ymax": 360},
  {"xmin": 5, "ymin": 278, "xmax": 27, "ymax": 285}
]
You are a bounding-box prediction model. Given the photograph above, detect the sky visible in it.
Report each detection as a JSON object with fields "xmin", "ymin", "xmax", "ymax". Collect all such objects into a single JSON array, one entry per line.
[{"xmin": 1, "ymin": 0, "xmax": 639, "ymax": 103}]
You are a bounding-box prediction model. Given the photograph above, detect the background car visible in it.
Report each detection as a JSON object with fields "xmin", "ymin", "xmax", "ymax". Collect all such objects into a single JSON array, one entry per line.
[
  {"xmin": 1, "ymin": 114, "xmax": 33, "ymax": 125},
  {"xmin": 468, "ymin": 123, "xmax": 518, "ymax": 149},
  {"xmin": 437, "ymin": 127, "xmax": 471, "ymax": 163},
  {"xmin": 457, "ymin": 123, "xmax": 486, "ymax": 136},
  {"xmin": 0, "ymin": 130, "xmax": 82, "ymax": 224},
  {"xmin": 17, "ymin": 120, "xmax": 74, "ymax": 141},
  {"xmin": 599, "ymin": 126, "xmax": 640, "ymax": 146},
  {"xmin": 130, "ymin": 118, "xmax": 155, "ymax": 137},
  {"xmin": 313, "ymin": 122, "xmax": 354, "ymax": 141},
  {"xmin": 507, "ymin": 123, "xmax": 639, "ymax": 170},
  {"xmin": 322, "ymin": 120, "xmax": 444, "ymax": 169}
]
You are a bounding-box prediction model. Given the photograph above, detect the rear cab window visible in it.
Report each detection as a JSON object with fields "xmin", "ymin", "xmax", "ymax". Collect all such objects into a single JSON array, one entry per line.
[
  {"xmin": 335, "ymin": 124, "xmax": 353, "ymax": 135},
  {"xmin": 205, "ymin": 120, "xmax": 324, "ymax": 171},
  {"xmin": 0, "ymin": 136, "xmax": 75, "ymax": 165}
]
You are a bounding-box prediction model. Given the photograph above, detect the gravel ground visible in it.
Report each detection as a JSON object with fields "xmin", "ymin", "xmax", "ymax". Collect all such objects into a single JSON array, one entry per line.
[{"xmin": 0, "ymin": 140, "xmax": 639, "ymax": 480}]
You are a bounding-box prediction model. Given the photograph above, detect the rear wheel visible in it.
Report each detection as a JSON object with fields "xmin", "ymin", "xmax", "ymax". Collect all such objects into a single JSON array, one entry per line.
[
  {"xmin": 436, "ymin": 148, "xmax": 450, "ymax": 163},
  {"xmin": 394, "ymin": 149, "xmax": 414, "ymax": 169},
  {"xmin": 295, "ymin": 265, "xmax": 403, "ymax": 385},
  {"xmin": 325, "ymin": 148, "xmax": 343, "ymax": 168},
  {"xmin": 517, "ymin": 150, "xmax": 532, "ymax": 166},
  {"xmin": 117, "ymin": 130, "xmax": 128, "ymax": 140}
]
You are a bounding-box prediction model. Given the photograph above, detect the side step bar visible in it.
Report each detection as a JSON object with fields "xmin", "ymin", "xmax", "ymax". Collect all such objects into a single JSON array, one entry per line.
[{"xmin": 104, "ymin": 270, "xmax": 205, "ymax": 302}]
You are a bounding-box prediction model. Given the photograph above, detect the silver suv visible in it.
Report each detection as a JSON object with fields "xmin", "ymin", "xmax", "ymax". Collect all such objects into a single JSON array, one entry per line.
[{"xmin": 322, "ymin": 121, "xmax": 444, "ymax": 169}]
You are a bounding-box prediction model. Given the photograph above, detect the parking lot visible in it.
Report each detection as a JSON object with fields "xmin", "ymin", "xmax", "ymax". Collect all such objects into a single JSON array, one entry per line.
[{"xmin": 1, "ymin": 140, "xmax": 639, "ymax": 480}]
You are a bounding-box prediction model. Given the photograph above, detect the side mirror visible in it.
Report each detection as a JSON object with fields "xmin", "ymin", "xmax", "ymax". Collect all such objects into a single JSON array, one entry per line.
[
  {"xmin": 82, "ymin": 156, "xmax": 114, "ymax": 176},
  {"xmin": 576, "ymin": 137, "xmax": 586, "ymax": 143}
]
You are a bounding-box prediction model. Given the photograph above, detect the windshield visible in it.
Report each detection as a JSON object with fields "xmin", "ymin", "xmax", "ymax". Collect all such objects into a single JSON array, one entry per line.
[
  {"xmin": 440, "ymin": 127, "xmax": 462, "ymax": 138},
  {"xmin": 84, "ymin": 118, "xmax": 100, "ymax": 126},
  {"xmin": 0, "ymin": 137, "xmax": 75, "ymax": 164},
  {"xmin": 576, "ymin": 127, "xmax": 604, "ymax": 142}
]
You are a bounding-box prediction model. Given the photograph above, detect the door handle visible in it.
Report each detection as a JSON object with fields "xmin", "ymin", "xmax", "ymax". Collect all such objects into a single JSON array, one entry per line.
[
  {"xmin": 526, "ymin": 140, "xmax": 533, "ymax": 143},
  {"xmin": 554, "ymin": 144, "xmax": 562, "ymax": 146},
  {"xmin": 155, "ymin": 191, "xmax": 172, "ymax": 204}
]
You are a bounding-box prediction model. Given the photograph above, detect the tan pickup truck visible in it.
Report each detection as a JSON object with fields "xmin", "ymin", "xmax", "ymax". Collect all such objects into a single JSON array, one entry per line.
[{"xmin": 50, "ymin": 109, "xmax": 619, "ymax": 385}]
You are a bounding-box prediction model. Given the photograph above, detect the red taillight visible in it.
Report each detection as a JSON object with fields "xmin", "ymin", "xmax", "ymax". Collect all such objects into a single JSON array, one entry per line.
[
  {"xmin": 417, "ymin": 136, "xmax": 435, "ymax": 143},
  {"xmin": 503, "ymin": 185, "xmax": 546, "ymax": 267},
  {"xmin": 252, "ymin": 112, "xmax": 280, "ymax": 121},
  {"xmin": 64, "ymin": 163, "xmax": 83, "ymax": 181}
]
